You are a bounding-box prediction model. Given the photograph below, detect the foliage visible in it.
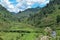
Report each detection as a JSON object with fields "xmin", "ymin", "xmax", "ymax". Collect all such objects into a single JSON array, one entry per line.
[
  {"xmin": 0, "ymin": 0, "xmax": 60, "ymax": 40},
  {"xmin": 26, "ymin": 0, "xmax": 60, "ymax": 28}
]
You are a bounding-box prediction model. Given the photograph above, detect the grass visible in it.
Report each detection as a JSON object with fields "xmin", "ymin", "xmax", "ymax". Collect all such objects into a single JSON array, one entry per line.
[
  {"xmin": 0, "ymin": 32, "xmax": 21, "ymax": 40},
  {"xmin": 0, "ymin": 22, "xmax": 41, "ymax": 40},
  {"xmin": 0, "ymin": 32, "xmax": 40, "ymax": 40},
  {"xmin": 0, "ymin": 24, "xmax": 60, "ymax": 40},
  {"xmin": 56, "ymin": 30, "xmax": 60, "ymax": 36},
  {"xmin": 20, "ymin": 33, "xmax": 37, "ymax": 40}
]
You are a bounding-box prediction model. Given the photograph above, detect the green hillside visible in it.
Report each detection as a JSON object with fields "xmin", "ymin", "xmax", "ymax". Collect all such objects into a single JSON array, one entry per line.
[
  {"xmin": 0, "ymin": 0, "xmax": 60, "ymax": 40},
  {"xmin": 0, "ymin": 4, "xmax": 40, "ymax": 40},
  {"xmin": 26, "ymin": 0, "xmax": 60, "ymax": 28},
  {"xmin": 14, "ymin": 8, "xmax": 40, "ymax": 22}
]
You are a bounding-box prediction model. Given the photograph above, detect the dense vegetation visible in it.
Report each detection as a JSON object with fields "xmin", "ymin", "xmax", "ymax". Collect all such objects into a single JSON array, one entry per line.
[
  {"xmin": 0, "ymin": 0, "xmax": 60, "ymax": 40},
  {"xmin": 26, "ymin": 0, "xmax": 60, "ymax": 29}
]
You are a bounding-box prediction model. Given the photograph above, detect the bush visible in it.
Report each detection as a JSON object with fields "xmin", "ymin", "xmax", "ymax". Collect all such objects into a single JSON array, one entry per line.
[
  {"xmin": 56, "ymin": 15, "xmax": 60, "ymax": 23},
  {"xmin": 0, "ymin": 37, "xmax": 3, "ymax": 40}
]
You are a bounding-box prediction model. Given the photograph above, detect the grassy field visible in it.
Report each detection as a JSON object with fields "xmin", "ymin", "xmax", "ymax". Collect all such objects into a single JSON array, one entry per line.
[
  {"xmin": 0, "ymin": 22, "xmax": 60, "ymax": 40},
  {"xmin": 0, "ymin": 27, "xmax": 60, "ymax": 40},
  {"xmin": 0, "ymin": 22, "xmax": 59, "ymax": 40},
  {"xmin": 0, "ymin": 32, "xmax": 40, "ymax": 40},
  {"xmin": 0, "ymin": 22, "xmax": 41, "ymax": 40}
]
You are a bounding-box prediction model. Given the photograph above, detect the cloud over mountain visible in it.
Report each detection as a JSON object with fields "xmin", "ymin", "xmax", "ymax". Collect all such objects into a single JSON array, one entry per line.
[{"xmin": 0, "ymin": 0, "xmax": 49, "ymax": 13}]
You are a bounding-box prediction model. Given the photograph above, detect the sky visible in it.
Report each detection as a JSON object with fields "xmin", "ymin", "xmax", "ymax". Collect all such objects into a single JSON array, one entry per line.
[{"xmin": 0, "ymin": 0, "xmax": 50, "ymax": 13}]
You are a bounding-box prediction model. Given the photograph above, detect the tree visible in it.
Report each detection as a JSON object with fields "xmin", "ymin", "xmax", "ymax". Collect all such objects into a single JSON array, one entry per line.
[
  {"xmin": 0, "ymin": 37, "xmax": 3, "ymax": 40},
  {"xmin": 56, "ymin": 15, "xmax": 60, "ymax": 23}
]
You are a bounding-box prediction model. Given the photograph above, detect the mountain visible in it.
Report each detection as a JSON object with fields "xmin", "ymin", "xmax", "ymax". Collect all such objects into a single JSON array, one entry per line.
[
  {"xmin": 0, "ymin": 0, "xmax": 60, "ymax": 29},
  {"xmin": 26, "ymin": 0, "xmax": 60, "ymax": 29},
  {"xmin": 0, "ymin": 5, "xmax": 15, "ymax": 21},
  {"xmin": 17, "ymin": 7, "xmax": 40, "ymax": 17},
  {"xmin": 0, "ymin": 0, "xmax": 60, "ymax": 40},
  {"xmin": 14, "ymin": 7, "xmax": 40, "ymax": 22},
  {"xmin": 0, "ymin": 5, "xmax": 19, "ymax": 30},
  {"xmin": 0, "ymin": 4, "xmax": 37, "ymax": 30}
]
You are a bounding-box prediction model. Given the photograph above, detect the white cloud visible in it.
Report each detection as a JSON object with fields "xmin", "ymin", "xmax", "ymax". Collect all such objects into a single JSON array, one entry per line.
[{"xmin": 0, "ymin": 0, "xmax": 49, "ymax": 13}]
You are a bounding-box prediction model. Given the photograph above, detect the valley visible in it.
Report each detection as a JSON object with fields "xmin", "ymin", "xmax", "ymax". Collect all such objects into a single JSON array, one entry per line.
[{"xmin": 0, "ymin": 0, "xmax": 60, "ymax": 40}]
